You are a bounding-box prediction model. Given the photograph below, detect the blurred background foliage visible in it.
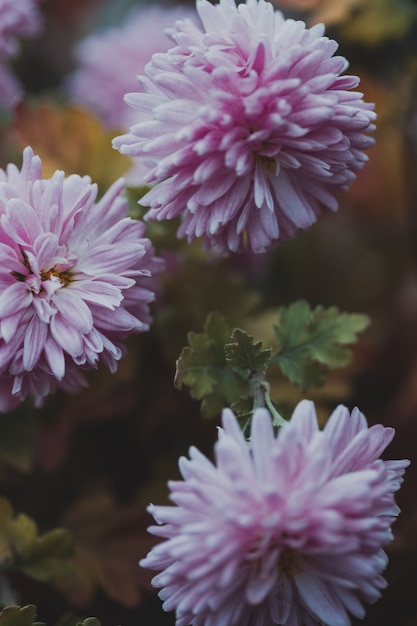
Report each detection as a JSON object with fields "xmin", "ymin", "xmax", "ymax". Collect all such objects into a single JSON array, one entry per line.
[{"xmin": 1, "ymin": 0, "xmax": 417, "ymax": 624}]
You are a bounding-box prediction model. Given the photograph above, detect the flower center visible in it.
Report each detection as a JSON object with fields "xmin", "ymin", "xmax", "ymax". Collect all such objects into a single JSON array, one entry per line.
[
  {"xmin": 247, "ymin": 533, "xmax": 302, "ymax": 581},
  {"xmin": 277, "ymin": 547, "xmax": 300, "ymax": 577},
  {"xmin": 11, "ymin": 248, "xmax": 74, "ymax": 291},
  {"xmin": 258, "ymin": 154, "xmax": 275, "ymax": 172},
  {"xmin": 39, "ymin": 267, "xmax": 72, "ymax": 286}
]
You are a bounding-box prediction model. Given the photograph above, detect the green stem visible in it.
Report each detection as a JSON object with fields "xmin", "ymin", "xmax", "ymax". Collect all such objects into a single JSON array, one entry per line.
[
  {"xmin": 250, "ymin": 372, "xmax": 287, "ymax": 428},
  {"xmin": 251, "ymin": 371, "xmax": 266, "ymax": 410}
]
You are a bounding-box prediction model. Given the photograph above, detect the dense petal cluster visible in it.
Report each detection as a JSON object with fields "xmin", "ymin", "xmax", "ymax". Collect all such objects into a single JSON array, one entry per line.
[
  {"xmin": 0, "ymin": 147, "xmax": 163, "ymax": 411},
  {"xmin": 141, "ymin": 401, "xmax": 409, "ymax": 626},
  {"xmin": 114, "ymin": 0, "xmax": 376, "ymax": 254},
  {"xmin": 67, "ymin": 4, "xmax": 195, "ymax": 130}
]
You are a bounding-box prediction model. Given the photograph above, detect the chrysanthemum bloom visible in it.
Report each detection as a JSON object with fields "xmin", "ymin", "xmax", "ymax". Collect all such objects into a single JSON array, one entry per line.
[
  {"xmin": 0, "ymin": 146, "xmax": 163, "ymax": 411},
  {"xmin": 0, "ymin": 0, "xmax": 41, "ymax": 58},
  {"xmin": 141, "ymin": 401, "xmax": 409, "ymax": 626},
  {"xmin": 114, "ymin": 0, "xmax": 376, "ymax": 254},
  {"xmin": 66, "ymin": 5, "xmax": 196, "ymax": 131}
]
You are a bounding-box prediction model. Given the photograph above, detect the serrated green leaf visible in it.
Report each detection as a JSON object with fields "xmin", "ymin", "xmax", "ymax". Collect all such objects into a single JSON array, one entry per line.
[
  {"xmin": 0, "ymin": 606, "xmax": 43, "ymax": 626},
  {"xmin": 225, "ymin": 329, "xmax": 272, "ymax": 380},
  {"xmin": 18, "ymin": 528, "xmax": 74, "ymax": 582},
  {"xmin": 174, "ymin": 312, "xmax": 248, "ymax": 418},
  {"xmin": 272, "ymin": 300, "xmax": 370, "ymax": 391},
  {"xmin": 0, "ymin": 498, "xmax": 74, "ymax": 583}
]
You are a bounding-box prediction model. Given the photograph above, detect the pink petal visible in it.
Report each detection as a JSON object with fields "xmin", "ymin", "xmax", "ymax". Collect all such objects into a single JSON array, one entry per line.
[
  {"xmin": 0, "ymin": 282, "xmax": 32, "ymax": 317},
  {"xmin": 23, "ymin": 316, "xmax": 48, "ymax": 371}
]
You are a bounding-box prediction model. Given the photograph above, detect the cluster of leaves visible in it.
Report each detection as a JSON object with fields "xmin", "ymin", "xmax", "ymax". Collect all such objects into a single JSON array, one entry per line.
[
  {"xmin": 0, "ymin": 606, "xmax": 99, "ymax": 626},
  {"xmin": 0, "ymin": 498, "xmax": 74, "ymax": 589},
  {"xmin": 175, "ymin": 301, "xmax": 369, "ymax": 420}
]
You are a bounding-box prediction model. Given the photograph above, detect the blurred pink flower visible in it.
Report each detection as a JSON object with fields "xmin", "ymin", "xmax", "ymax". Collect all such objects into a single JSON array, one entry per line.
[
  {"xmin": 0, "ymin": 61, "xmax": 21, "ymax": 109},
  {"xmin": 0, "ymin": 0, "xmax": 41, "ymax": 58},
  {"xmin": 141, "ymin": 401, "xmax": 409, "ymax": 626},
  {"xmin": 0, "ymin": 146, "xmax": 163, "ymax": 411},
  {"xmin": 0, "ymin": 0, "xmax": 43, "ymax": 110},
  {"xmin": 114, "ymin": 0, "xmax": 376, "ymax": 254},
  {"xmin": 66, "ymin": 4, "xmax": 196, "ymax": 131}
]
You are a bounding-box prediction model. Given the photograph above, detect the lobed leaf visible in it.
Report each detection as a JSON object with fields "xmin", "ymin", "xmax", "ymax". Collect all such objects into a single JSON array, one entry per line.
[
  {"xmin": 272, "ymin": 300, "xmax": 370, "ymax": 391},
  {"xmin": 174, "ymin": 312, "xmax": 248, "ymax": 418},
  {"xmin": 0, "ymin": 606, "xmax": 43, "ymax": 626},
  {"xmin": 0, "ymin": 499, "xmax": 74, "ymax": 583},
  {"xmin": 225, "ymin": 329, "xmax": 272, "ymax": 380}
]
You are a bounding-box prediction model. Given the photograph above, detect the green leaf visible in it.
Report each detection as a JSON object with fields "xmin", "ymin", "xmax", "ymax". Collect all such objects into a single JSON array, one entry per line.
[
  {"xmin": 0, "ymin": 498, "xmax": 74, "ymax": 583},
  {"xmin": 230, "ymin": 396, "xmax": 254, "ymax": 420},
  {"xmin": 0, "ymin": 606, "xmax": 43, "ymax": 626},
  {"xmin": 0, "ymin": 608, "xmax": 100, "ymax": 626},
  {"xmin": 18, "ymin": 528, "xmax": 75, "ymax": 582},
  {"xmin": 174, "ymin": 312, "xmax": 248, "ymax": 418},
  {"xmin": 76, "ymin": 619, "xmax": 101, "ymax": 626},
  {"xmin": 272, "ymin": 300, "xmax": 370, "ymax": 391},
  {"xmin": 225, "ymin": 329, "xmax": 272, "ymax": 380},
  {"xmin": 54, "ymin": 614, "xmax": 102, "ymax": 626}
]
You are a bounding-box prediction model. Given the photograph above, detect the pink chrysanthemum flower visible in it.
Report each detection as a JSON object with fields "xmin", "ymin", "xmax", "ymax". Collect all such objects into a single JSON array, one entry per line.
[
  {"xmin": 141, "ymin": 401, "xmax": 409, "ymax": 626},
  {"xmin": 0, "ymin": 147, "xmax": 163, "ymax": 411},
  {"xmin": 114, "ymin": 0, "xmax": 376, "ymax": 254},
  {"xmin": 66, "ymin": 5, "xmax": 196, "ymax": 131},
  {"xmin": 0, "ymin": 0, "xmax": 42, "ymax": 59}
]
